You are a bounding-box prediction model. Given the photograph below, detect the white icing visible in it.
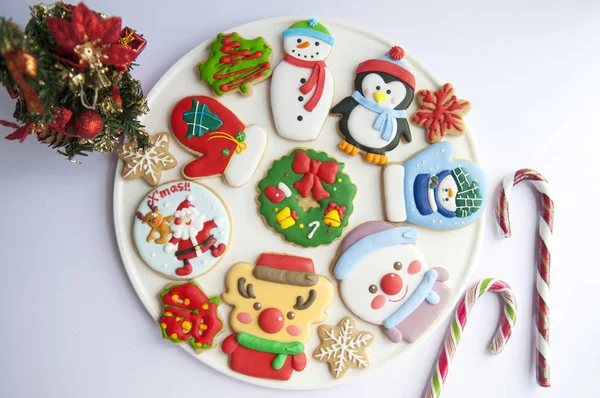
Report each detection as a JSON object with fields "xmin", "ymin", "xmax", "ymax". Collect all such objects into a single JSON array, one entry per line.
[
  {"xmin": 347, "ymin": 105, "xmax": 396, "ymax": 149},
  {"xmin": 278, "ymin": 182, "xmax": 292, "ymax": 197},
  {"xmin": 283, "ymin": 35, "xmax": 332, "ymax": 61},
  {"xmin": 223, "ymin": 124, "xmax": 268, "ymax": 187},
  {"xmin": 270, "ymin": 58, "xmax": 334, "ymax": 141},
  {"xmin": 339, "ymin": 245, "xmax": 429, "ymax": 325},
  {"xmin": 436, "ymin": 174, "xmax": 458, "ymax": 213},
  {"xmin": 360, "ymin": 73, "xmax": 407, "ymax": 109},
  {"xmin": 119, "ymin": 133, "xmax": 176, "ymax": 185},
  {"xmin": 307, "ymin": 221, "xmax": 320, "ymax": 239},
  {"xmin": 383, "ymin": 164, "xmax": 407, "ymax": 222}
]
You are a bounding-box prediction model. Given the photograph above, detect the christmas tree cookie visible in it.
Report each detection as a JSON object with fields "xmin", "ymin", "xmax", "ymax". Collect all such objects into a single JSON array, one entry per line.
[
  {"xmin": 257, "ymin": 148, "xmax": 356, "ymax": 247},
  {"xmin": 197, "ymin": 32, "xmax": 272, "ymax": 96}
]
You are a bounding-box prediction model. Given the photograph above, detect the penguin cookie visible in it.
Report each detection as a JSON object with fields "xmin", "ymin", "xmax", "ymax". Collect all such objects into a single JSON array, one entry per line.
[
  {"xmin": 331, "ymin": 46, "xmax": 415, "ymax": 165},
  {"xmin": 270, "ymin": 18, "xmax": 335, "ymax": 141}
]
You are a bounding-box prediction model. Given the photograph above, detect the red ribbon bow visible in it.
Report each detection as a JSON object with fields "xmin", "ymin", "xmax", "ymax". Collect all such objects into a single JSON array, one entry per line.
[{"xmin": 292, "ymin": 151, "xmax": 338, "ymax": 201}]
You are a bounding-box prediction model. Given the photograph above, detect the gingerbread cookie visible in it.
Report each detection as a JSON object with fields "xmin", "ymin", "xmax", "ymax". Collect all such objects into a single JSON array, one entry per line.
[
  {"xmin": 257, "ymin": 148, "xmax": 356, "ymax": 247},
  {"xmin": 117, "ymin": 132, "xmax": 176, "ymax": 186},
  {"xmin": 170, "ymin": 96, "xmax": 267, "ymax": 187},
  {"xmin": 411, "ymin": 83, "xmax": 472, "ymax": 144},
  {"xmin": 270, "ymin": 18, "xmax": 335, "ymax": 141},
  {"xmin": 133, "ymin": 180, "xmax": 230, "ymax": 279},
  {"xmin": 382, "ymin": 142, "xmax": 487, "ymax": 229},
  {"xmin": 313, "ymin": 317, "xmax": 373, "ymax": 379},
  {"xmin": 197, "ymin": 32, "xmax": 272, "ymax": 97},
  {"xmin": 222, "ymin": 253, "xmax": 334, "ymax": 381},
  {"xmin": 332, "ymin": 222, "xmax": 451, "ymax": 344},
  {"xmin": 159, "ymin": 281, "xmax": 224, "ymax": 353},
  {"xmin": 331, "ymin": 46, "xmax": 415, "ymax": 165}
]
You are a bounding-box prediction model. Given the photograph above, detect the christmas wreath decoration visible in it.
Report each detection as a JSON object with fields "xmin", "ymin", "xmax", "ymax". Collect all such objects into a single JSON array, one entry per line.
[
  {"xmin": 257, "ymin": 148, "xmax": 357, "ymax": 247},
  {"xmin": 0, "ymin": 2, "xmax": 149, "ymax": 160}
]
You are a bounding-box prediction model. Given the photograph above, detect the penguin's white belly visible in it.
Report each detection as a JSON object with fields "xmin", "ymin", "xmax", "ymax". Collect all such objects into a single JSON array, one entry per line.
[
  {"xmin": 347, "ymin": 106, "xmax": 396, "ymax": 150},
  {"xmin": 270, "ymin": 61, "xmax": 334, "ymax": 141}
]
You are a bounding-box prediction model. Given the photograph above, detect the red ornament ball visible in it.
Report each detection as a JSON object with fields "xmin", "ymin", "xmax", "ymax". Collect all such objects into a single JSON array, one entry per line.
[{"xmin": 71, "ymin": 109, "xmax": 104, "ymax": 139}]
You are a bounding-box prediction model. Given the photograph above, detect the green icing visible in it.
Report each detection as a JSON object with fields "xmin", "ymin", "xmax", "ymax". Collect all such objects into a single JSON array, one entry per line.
[
  {"xmin": 452, "ymin": 167, "xmax": 484, "ymax": 218},
  {"xmin": 236, "ymin": 332, "xmax": 304, "ymax": 370},
  {"xmin": 198, "ymin": 32, "xmax": 272, "ymax": 96},
  {"xmin": 257, "ymin": 148, "xmax": 357, "ymax": 247}
]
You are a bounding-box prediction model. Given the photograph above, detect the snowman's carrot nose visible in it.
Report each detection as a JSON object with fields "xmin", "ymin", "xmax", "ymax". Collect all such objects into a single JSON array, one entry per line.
[
  {"xmin": 297, "ymin": 41, "xmax": 310, "ymax": 48},
  {"xmin": 448, "ymin": 188, "xmax": 454, "ymax": 197}
]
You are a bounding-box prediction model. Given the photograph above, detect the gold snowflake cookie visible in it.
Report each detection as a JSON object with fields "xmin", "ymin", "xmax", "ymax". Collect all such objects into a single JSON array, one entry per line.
[
  {"xmin": 313, "ymin": 317, "xmax": 373, "ymax": 379},
  {"xmin": 118, "ymin": 132, "xmax": 177, "ymax": 186}
]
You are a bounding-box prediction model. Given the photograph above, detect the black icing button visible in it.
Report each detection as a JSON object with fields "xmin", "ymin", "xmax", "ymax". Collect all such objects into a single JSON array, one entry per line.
[
  {"xmin": 297, "ymin": 115, "xmax": 303, "ymax": 121},
  {"xmin": 298, "ymin": 96, "xmax": 304, "ymax": 102},
  {"xmin": 300, "ymin": 78, "xmax": 306, "ymax": 84}
]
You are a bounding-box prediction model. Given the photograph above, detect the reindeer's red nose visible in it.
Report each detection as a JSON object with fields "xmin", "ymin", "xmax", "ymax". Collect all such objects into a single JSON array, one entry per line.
[
  {"xmin": 380, "ymin": 273, "xmax": 403, "ymax": 296},
  {"xmin": 258, "ymin": 307, "xmax": 284, "ymax": 334}
]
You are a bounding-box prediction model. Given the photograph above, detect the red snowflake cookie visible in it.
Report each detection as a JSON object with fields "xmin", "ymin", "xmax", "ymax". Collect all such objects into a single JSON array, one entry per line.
[
  {"xmin": 411, "ymin": 83, "xmax": 472, "ymax": 144},
  {"xmin": 158, "ymin": 281, "xmax": 224, "ymax": 353}
]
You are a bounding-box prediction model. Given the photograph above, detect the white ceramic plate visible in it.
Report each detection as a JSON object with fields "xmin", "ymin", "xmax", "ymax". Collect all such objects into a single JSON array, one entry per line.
[{"xmin": 113, "ymin": 16, "xmax": 484, "ymax": 390}]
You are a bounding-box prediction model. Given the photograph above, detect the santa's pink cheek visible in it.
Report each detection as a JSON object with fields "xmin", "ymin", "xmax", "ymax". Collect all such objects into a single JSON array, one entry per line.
[
  {"xmin": 364, "ymin": 88, "xmax": 372, "ymax": 95},
  {"xmin": 408, "ymin": 260, "xmax": 422, "ymax": 275},
  {"xmin": 237, "ymin": 312, "xmax": 252, "ymax": 324},
  {"xmin": 286, "ymin": 325, "xmax": 302, "ymax": 336},
  {"xmin": 371, "ymin": 294, "xmax": 386, "ymax": 310}
]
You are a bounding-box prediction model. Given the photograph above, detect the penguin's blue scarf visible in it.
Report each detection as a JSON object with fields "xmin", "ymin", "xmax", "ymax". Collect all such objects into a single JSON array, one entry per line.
[{"xmin": 352, "ymin": 90, "xmax": 406, "ymax": 141}]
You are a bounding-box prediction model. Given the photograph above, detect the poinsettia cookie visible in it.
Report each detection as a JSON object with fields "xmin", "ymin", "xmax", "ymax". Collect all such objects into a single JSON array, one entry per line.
[
  {"xmin": 197, "ymin": 32, "xmax": 272, "ymax": 96},
  {"xmin": 333, "ymin": 222, "xmax": 451, "ymax": 343},
  {"xmin": 257, "ymin": 148, "xmax": 356, "ymax": 247},
  {"xmin": 331, "ymin": 46, "xmax": 415, "ymax": 165},
  {"xmin": 382, "ymin": 142, "xmax": 487, "ymax": 229},
  {"xmin": 170, "ymin": 96, "xmax": 267, "ymax": 187},
  {"xmin": 159, "ymin": 281, "xmax": 224, "ymax": 353},
  {"xmin": 133, "ymin": 181, "xmax": 230, "ymax": 279},
  {"xmin": 270, "ymin": 18, "xmax": 335, "ymax": 141},
  {"xmin": 222, "ymin": 253, "xmax": 334, "ymax": 381}
]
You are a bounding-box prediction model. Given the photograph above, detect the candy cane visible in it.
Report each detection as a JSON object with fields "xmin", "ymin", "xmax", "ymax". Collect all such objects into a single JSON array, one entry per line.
[
  {"xmin": 496, "ymin": 168, "xmax": 553, "ymax": 387},
  {"xmin": 424, "ymin": 278, "xmax": 517, "ymax": 398}
]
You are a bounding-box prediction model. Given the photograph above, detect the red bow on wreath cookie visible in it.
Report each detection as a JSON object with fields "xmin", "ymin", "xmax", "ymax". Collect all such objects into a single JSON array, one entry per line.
[{"xmin": 292, "ymin": 151, "xmax": 338, "ymax": 201}]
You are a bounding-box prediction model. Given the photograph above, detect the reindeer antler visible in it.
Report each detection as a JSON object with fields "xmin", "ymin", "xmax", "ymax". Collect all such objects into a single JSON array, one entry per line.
[
  {"xmin": 135, "ymin": 212, "xmax": 145, "ymax": 221},
  {"xmin": 147, "ymin": 200, "xmax": 158, "ymax": 212}
]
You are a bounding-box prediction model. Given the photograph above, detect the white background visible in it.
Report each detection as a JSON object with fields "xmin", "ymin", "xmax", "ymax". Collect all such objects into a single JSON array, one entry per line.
[{"xmin": 0, "ymin": 0, "xmax": 598, "ymax": 397}]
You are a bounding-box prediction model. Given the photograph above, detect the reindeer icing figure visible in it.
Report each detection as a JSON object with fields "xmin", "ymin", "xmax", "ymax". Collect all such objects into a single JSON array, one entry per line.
[
  {"xmin": 135, "ymin": 201, "xmax": 174, "ymax": 244},
  {"xmin": 222, "ymin": 253, "xmax": 334, "ymax": 381}
]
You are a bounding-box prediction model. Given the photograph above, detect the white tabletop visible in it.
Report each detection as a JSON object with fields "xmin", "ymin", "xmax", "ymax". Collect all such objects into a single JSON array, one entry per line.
[{"xmin": 0, "ymin": 0, "xmax": 598, "ymax": 397}]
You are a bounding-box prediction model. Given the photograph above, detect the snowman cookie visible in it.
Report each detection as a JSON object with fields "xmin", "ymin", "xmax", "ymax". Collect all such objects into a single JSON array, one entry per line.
[
  {"xmin": 257, "ymin": 148, "xmax": 356, "ymax": 247},
  {"xmin": 331, "ymin": 46, "xmax": 415, "ymax": 165},
  {"xmin": 332, "ymin": 222, "xmax": 451, "ymax": 343},
  {"xmin": 170, "ymin": 96, "xmax": 268, "ymax": 187},
  {"xmin": 383, "ymin": 142, "xmax": 487, "ymax": 229},
  {"xmin": 270, "ymin": 18, "xmax": 335, "ymax": 141},
  {"xmin": 133, "ymin": 181, "xmax": 231, "ymax": 279},
  {"xmin": 197, "ymin": 32, "xmax": 272, "ymax": 97}
]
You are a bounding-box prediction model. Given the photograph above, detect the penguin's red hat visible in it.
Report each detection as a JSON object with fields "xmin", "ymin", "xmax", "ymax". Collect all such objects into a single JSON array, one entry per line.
[{"xmin": 356, "ymin": 46, "xmax": 415, "ymax": 89}]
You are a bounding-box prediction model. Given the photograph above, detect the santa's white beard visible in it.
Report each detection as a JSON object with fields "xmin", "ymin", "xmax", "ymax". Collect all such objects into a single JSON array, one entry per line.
[{"xmin": 171, "ymin": 208, "xmax": 206, "ymax": 240}]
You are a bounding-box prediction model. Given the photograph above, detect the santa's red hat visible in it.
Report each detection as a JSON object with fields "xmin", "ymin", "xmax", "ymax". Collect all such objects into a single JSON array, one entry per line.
[
  {"xmin": 253, "ymin": 253, "xmax": 318, "ymax": 287},
  {"xmin": 176, "ymin": 195, "xmax": 195, "ymax": 211}
]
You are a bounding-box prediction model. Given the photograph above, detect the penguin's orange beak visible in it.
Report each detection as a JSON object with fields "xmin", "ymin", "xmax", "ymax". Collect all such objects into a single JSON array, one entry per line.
[{"xmin": 297, "ymin": 41, "xmax": 310, "ymax": 49}]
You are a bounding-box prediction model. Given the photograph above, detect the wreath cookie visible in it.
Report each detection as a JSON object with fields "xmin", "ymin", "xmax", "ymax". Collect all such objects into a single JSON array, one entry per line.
[{"xmin": 257, "ymin": 148, "xmax": 356, "ymax": 247}]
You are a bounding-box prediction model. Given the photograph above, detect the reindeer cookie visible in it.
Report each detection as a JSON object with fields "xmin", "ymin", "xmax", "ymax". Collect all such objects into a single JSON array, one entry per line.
[
  {"xmin": 222, "ymin": 253, "xmax": 334, "ymax": 381},
  {"xmin": 133, "ymin": 181, "xmax": 231, "ymax": 279}
]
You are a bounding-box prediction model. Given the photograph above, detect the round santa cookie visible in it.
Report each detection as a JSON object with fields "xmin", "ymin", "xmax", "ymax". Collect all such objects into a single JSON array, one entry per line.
[
  {"xmin": 382, "ymin": 142, "xmax": 487, "ymax": 229},
  {"xmin": 170, "ymin": 96, "xmax": 268, "ymax": 187},
  {"xmin": 332, "ymin": 222, "xmax": 451, "ymax": 344},
  {"xmin": 331, "ymin": 46, "xmax": 415, "ymax": 165},
  {"xmin": 197, "ymin": 32, "xmax": 273, "ymax": 97},
  {"xmin": 270, "ymin": 18, "xmax": 335, "ymax": 141},
  {"xmin": 257, "ymin": 148, "xmax": 356, "ymax": 247},
  {"xmin": 133, "ymin": 180, "xmax": 231, "ymax": 279}
]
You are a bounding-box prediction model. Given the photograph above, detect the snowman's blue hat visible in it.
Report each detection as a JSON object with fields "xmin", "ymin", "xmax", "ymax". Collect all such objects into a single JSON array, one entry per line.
[
  {"xmin": 414, "ymin": 170, "xmax": 456, "ymax": 218},
  {"xmin": 333, "ymin": 222, "xmax": 418, "ymax": 280}
]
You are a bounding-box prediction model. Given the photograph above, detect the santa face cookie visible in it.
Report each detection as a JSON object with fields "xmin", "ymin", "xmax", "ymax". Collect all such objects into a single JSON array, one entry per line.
[
  {"xmin": 270, "ymin": 18, "xmax": 335, "ymax": 141},
  {"xmin": 170, "ymin": 96, "xmax": 267, "ymax": 187},
  {"xmin": 133, "ymin": 181, "xmax": 230, "ymax": 279},
  {"xmin": 197, "ymin": 32, "xmax": 272, "ymax": 97},
  {"xmin": 333, "ymin": 222, "xmax": 451, "ymax": 344},
  {"xmin": 257, "ymin": 148, "xmax": 356, "ymax": 247},
  {"xmin": 331, "ymin": 46, "xmax": 415, "ymax": 165},
  {"xmin": 383, "ymin": 142, "xmax": 487, "ymax": 229},
  {"xmin": 222, "ymin": 253, "xmax": 334, "ymax": 381}
]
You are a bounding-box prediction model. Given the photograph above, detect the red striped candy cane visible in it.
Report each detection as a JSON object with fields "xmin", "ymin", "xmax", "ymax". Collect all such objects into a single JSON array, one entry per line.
[
  {"xmin": 496, "ymin": 169, "xmax": 553, "ymax": 387},
  {"xmin": 424, "ymin": 278, "xmax": 517, "ymax": 398}
]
